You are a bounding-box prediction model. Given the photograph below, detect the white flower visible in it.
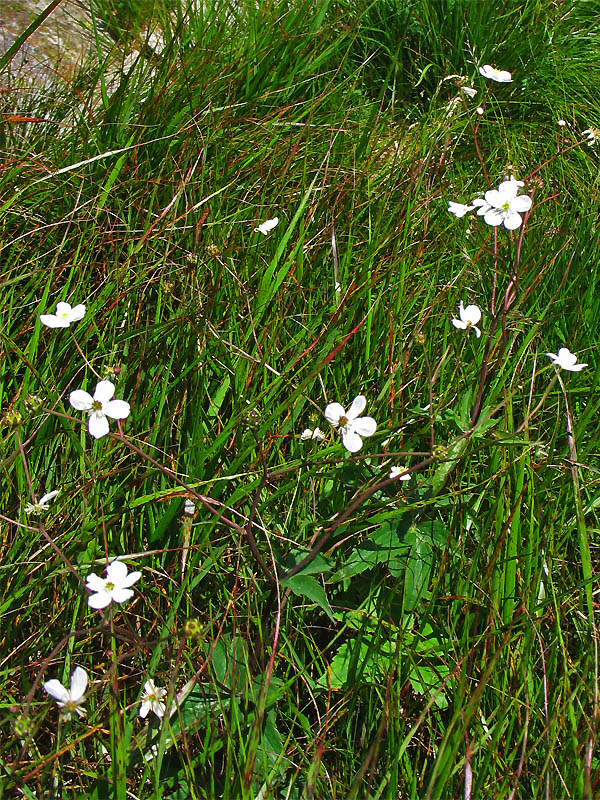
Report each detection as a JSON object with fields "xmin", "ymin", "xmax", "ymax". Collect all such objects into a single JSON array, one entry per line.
[
  {"xmin": 184, "ymin": 499, "xmax": 196, "ymax": 515},
  {"xmin": 69, "ymin": 380, "xmax": 130, "ymax": 439},
  {"xmin": 557, "ymin": 119, "xmax": 567, "ymax": 127},
  {"xmin": 582, "ymin": 128, "xmax": 599, "ymax": 146},
  {"xmin": 300, "ymin": 427, "xmax": 325, "ymax": 441},
  {"xmin": 43, "ymin": 666, "xmax": 88, "ymax": 721},
  {"xmin": 460, "ymin": 86, "xmax": 477, "ymax": 98},
  {"xmin": 479, "ymin": 64, "xmax": 512, "ymax": 83},
  {"xmin": 546, "ymin": 347, "xmax": 587, "ymax": 372},
  {"xmin": 472, "ymin": 178, "xmax": 532, "ymax": 230},
  {"xmin": 254, "ymin": 217, "xmax": 279, "ymax": 235},
  {"xmin": 324, "ymin": 395, "xmax": 377, "ymax": 453},
  {"xmin": 139, "ymin": 679, "xmax": 167, "ymax": 719},
  {"xmin": 452, "ymin": 302, "xmax": 482, "ymax": 338},
  {"xmin": 475, "ymin": 106, "xmax": 484, "ymax": 116},
  {"xmin": 85, "ymin": 560, "xmax": 141, "ymax": 609},
  {"xmin": 448, "ymin": 201, "xmax": 475, "ymax": 218},
  {"xmin": 40, "ymin": 302, "xmax": 86, "ymax": 329},
  {"xmin": 24, "ymin": 489, "xmax": 59, "ymax": 515},
  {"xmin": 389, "ymin": 466, "xmax": 411, "ymax": 481}
]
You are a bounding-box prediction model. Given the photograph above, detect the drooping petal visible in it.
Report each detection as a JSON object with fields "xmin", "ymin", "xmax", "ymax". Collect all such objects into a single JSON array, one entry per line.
[
  {"xmin": 111, "ymin": 588, "xmax": 135, "ymax": 604},
  {"xmin": 103, "ymin": 399, "xmax": 130, "ymax": 420},
  {"xmin": 69, "ymin": 390, "xmax": 94, "ymax": 411},
  {"xmin": 346, "ymin": 395, "xmax": 367, "ymax": 420},
  {"xmin": 93, "ymin": 380, "xmax": 116, "ymax": 405},
  {"xmin": 69, "ymin": 667, "xmax": 88, "ymax": 701},
  {"xmin": 88, "ymin": 591, "xmax": 112, "ymax": 609},
  {"xmin": 472, "ymin": 325, "xmax": 482, "ymax": 338},
  {"xmin": 452, "ymin": 319, "xmax": 467, "ymax": 330},
  {"xmin": 503, "ymin": 212, "xmax": 523, "ymax": 230},
  {"xmin": 40, "ymin": 314, "xmax": 68, "ymax": 328},
  {"xmin": 324, "ymin": 403, "xmax": 345, "ymax": 426},
  {"xmin": 88, "ymin": 412, "xmax": 110, "ymax": 439},
  {"xmin": 351, "ymin": 416, "xmax": 377, "ymax": 437},
  {"xmin": 341, "ymin": 429, "xmax": 363, "ymax": 453},
  {"xmin": 43, "ymin": 679, "xmax": 70, "ymax": 703}
]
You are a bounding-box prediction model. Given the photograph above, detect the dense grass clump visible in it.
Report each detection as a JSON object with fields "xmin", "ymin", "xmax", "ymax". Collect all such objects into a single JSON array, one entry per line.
[{"xmin": 2, "ymin": 0, "xmax": 600, "ymax": 797}]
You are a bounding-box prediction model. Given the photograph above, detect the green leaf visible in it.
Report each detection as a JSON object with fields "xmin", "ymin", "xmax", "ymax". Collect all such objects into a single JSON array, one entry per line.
[{"xmin": 282, "ymin": 574, "xmax": 333, "ymax": 619}]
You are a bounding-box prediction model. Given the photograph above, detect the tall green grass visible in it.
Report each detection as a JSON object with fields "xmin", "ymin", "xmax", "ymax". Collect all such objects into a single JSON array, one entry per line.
[{"xmin": 2, "ymin": 0, "xmax": 600, "ymax": 797}]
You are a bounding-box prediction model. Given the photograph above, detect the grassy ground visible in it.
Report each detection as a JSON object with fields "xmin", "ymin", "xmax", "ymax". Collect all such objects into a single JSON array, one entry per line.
[{"xmin": 2, "ymin": 0, "xmax": 600, "ymax": 797}]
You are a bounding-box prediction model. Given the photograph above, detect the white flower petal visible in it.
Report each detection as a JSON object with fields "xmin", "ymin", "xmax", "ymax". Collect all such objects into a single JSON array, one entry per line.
[
  {"xmin": 85, "ymin": 573, "xmax": 106, "ymax": 592},
  {"xmin": 512, "ymin": 195, "xmax": 532, "ymax": 212},
  {"xmin": 106, "ymin": 560, "xmax": 129, "ymax": 582},
  {"xmin": 69, "ymin": 304, "xmax": 86, "ymax": 321},
  {"xmin": 120, "ymin": 570, "xmax": 142, "ymax": 588},
  {"xmin": 93, "ymin": 381, "xmax": 116, "ymax": 405},
  {"xmin": 39, "ymin": 490, "xmax": 59, "ymax": 505},
  {"xmin": 341, "ymin": 429, "xmax": 363, "ymax": 453},
  {"xmin": 88, "ymin": 591, "xmax": 112, "ymax": 609},
  {"xmin": 346, "ymin": 395, "xmax": 367, "ymax": 420},
  {"xmin": 111, "ymin": 588, "xmax": 135, "ymax": 604},
  {"xmin": 472, "ymin": 325, "xmax": 482, "ymax": 338},
  {"xmin": 503, "ymin": 212, "xmax": 523, "ymax": 230},
  {"xmin": 462, "ymin": 304, "xmax": 481, "ymax": 324},
  {"xmin": 483, "ymin": 209, "xmax": 505, "ymax": 226},
  {"xmin": 324, "ymin": 403, "xmax": 345, "ymax": 426},
  {"xmin": 40, "ymin": 314, "xmax": 68, "ymax": 328},
  {"xmin": 69, "ymin": 667, "xmax": 88, "ymax": 701},
  {"xmin": 88, "ymin": 412, "xmax": 110, "ymax": 439},
  {"xmin": 43, "ymin": 679, "xmax": 70, "ymax": 703},
  {"xmin": 351, "ymin": 416, "xmax": 377, "ymax": 437},
  {"xmin": 102, "ymin": 399, "xmax": 130, "ymax": 420},
  {"xmin": 452, "ymin": 319, "xmax": 467, "ymax": 330},
  {"xmin": 55, "ymin": 302, "xmax": 72, "ymax": 316},
  {"xmin": 139, "ymin": 700, "xmax": 150, "ymax": 718},
  {"xmin": 69, "ymin": 390, "xmax": 94, "ymax": 411}
]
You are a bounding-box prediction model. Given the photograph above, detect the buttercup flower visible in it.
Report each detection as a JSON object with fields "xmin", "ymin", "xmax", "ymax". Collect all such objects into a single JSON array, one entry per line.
[
  {"xmin": 389, "ymin": 466, "xmax": 411, "ymax": 481},
  {"xmin": 452, "ymin": 302, "xmax": 482, "ymax": 338},
  {"xmin": 85, "ymin": 560, "xmax": 141, "ymax": 609},
  {"xmin": 24, "ymin": 489, "xmax": 59, "ymax": 515},
  {"xmin": 472, "ymin": 178, "xmax": 532, "ymax": 230},
  {"xmin": 546, "ymin": 347, "xmax": 587, "ymax": 372},
  {"xmin": 69, "ymin": 380, "xmax": 130, "ymax": 439},
  {"xmin": 139, "ymin": 679, "xmax": 167, "ymax": 719},
  {"xmin": 254, "ymin": 217, "xmax": 279, "ymax": 235},
  {"xmin": 300, "ymin": 427, "xmax": 325, "ymax": 441},
  {"xmin": 43, "ymin": 666, "xmax": 88, "ymax": 721},
  {"xmin": 324, "ymin": 395, "xmax": 377, "ymax": 453},
  {"xmin": 479, "ymin": 64, "xmax": 512, "ymax": 83},
  {"xmin": 448, "ymin": 201, "xmax": 475, "ymax": 218},
  {"xmin": 40, "ymin": 302, "xmax": 86, "ymax": 328}
]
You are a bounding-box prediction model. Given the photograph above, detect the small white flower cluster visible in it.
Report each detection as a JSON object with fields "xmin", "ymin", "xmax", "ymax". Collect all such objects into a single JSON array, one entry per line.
[
  {"xmin": 44, "ymin": 667, "xmax": 168, "ymax": 722},
  {"xmin": 448, "ymin": 177, "xmax": 532, "ymax": 231}
]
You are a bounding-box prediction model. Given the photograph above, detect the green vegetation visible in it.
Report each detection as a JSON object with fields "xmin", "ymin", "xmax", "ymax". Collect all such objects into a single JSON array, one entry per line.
[{"xmin": 2, "ymin": 0, "xmax": 600, "ymax": 797}]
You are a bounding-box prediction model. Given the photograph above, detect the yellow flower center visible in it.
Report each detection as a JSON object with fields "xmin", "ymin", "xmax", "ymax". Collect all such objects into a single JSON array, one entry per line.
[{"xmin": 105, "ymin": 581, "xmax": 115, "ymax": 591}]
